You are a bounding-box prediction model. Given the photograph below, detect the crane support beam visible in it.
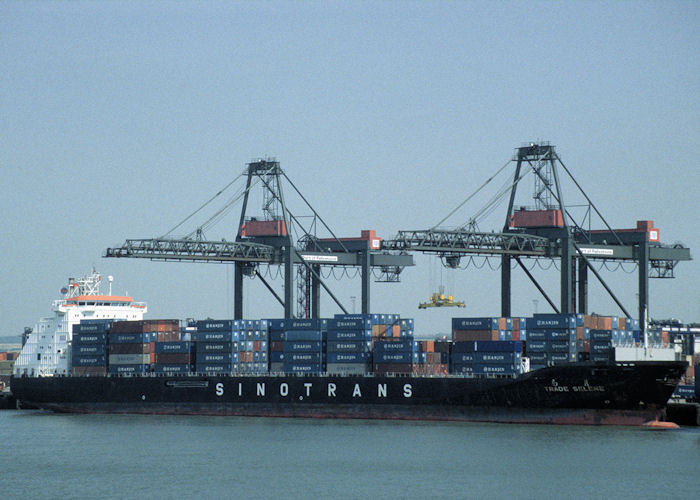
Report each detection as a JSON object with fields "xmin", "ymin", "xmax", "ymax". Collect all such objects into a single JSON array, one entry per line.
[
  {"xmin": 295, "ymin": 251, "xmax": 414, "ymax": 268},
  {"xmin": 383, "ymin": 230, "xmax": 550, "ymax": 256},
  {"xmin": 105, "ymin": 238, "xmax": 277, "ymax": 263}
]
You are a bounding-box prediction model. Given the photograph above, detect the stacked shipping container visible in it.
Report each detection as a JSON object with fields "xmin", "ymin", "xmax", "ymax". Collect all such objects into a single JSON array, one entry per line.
[
  {"xmin": 194, "ymin": 320, "xmax": 238, "ymax": 374},
  {"xmin": 194, "ymin": 320, "xmax": 269, "ymax": 374},
  {"xmin": 413, "ymin": 340, "xmax": 450, "ymax": 375},
  {"xmin": 236, "ymin": 320, "xmax": 269, "ymax": 374},
  {"xmin": 268, "ymin": 319, "xmax": 325, "ymax": 374},
  {"xmin": 452, "ymin": 317, "xmax": 526, "ymax": 342},
  {"xmin": 369, "ymin": 315, "xmax": 416, "ymax": 374},
  {"xmin": 326, "ymin": 316, "xmax": 372, "ymax": 375},
  {"xmin": 68, "ymin": 312, "xmax": 657, "ymax": 379},
  {"xmin": 71, "ymin": 320, "xmax": 109, "ymax": 375},
  {"xmin": 525, "ymin": 314, "xmax": 578, "ymax": 369},
  {"xmin": 451, "ymin": 340, "xmax": 523, "ymax": 375}
]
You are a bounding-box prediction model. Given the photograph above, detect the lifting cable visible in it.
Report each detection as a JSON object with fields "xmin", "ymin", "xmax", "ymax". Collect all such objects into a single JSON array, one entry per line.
[
  {"xmin": 192, "ymin": 168, "xmax": 274, "ymax": 238},
  {"xmin": 430, "ymin": 157, "xmax": 514, "ymax": 230},
  {"xmin": 467, "ymin": 167, "xmax": 533, "ymax": 228},
  {"xmin": 160, "ymin": 169, "xmax": 248, "ymax": 238}
]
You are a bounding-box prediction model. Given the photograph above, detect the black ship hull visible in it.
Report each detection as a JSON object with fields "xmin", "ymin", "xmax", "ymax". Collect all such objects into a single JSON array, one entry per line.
[{"xmin": 11, "ymin": 361, "xmax": 686, "ymax": 426}]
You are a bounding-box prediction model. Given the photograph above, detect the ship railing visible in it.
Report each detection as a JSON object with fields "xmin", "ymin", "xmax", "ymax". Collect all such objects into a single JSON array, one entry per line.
[{"xmin": 65, "ymin": 370, "xmax": 519, "ymax": 379}]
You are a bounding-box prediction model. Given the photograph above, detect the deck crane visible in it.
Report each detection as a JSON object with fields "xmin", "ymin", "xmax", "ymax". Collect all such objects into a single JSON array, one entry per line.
[{"xmin": 105, "ymin": 159, "xmax": 413, "ymax": 319}]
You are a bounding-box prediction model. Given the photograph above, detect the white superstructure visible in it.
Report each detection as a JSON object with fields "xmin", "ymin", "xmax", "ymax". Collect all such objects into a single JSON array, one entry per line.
[{"xmin": 14, "ymin": 270, "xmax": 146, "ymax": 376}]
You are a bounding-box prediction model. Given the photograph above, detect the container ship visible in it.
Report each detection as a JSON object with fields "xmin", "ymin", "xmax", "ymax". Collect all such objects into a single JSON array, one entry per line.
[{"xmin": 11, "ymin": 271, "xmax": 689, "ymax": 426}]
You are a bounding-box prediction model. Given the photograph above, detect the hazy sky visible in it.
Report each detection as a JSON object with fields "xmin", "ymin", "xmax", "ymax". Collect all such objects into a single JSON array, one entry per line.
[{"xmin": 2, "ymin": 1, "xmax": 699, "ymax": 337}]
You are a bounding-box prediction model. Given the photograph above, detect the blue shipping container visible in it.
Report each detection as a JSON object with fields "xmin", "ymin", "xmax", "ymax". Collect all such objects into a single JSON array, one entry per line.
[
  {"xmin": 283, "ymin": 341, "xmax": 323, "ymax": 352},
  {"xmin": 155, "ymin": 341, "xmax": 191, "ymax": 354},
  {"xmin": 475, "ymin": 352, "xmax": 520, "ymax": 364},
  {"xmin": 285, "ymin": 352, "xmax": 323, "ymax": 363},
  {"xmin": 284, "ymin": 330, "xmax": 324, "ymax": 341},
  {"xmin": 109, "ymin": 332, "xmax": 154, "ymax": 344},
  {"xmin": 451, "ymin": 352, "xmax": 475, "ymax": 364},
  {"xmin": 549, "ymin": 353, "xmax": 573, "ymax": 363},
  {"xmin": 286, "ymin": 318, "xmax": 328, "ymax": 331},
  {"xmin": 451, "ymin": 364, "xmax": 474, "ymax": 374},
  {"xmin": 525, "ymin": 340, "xmax": 548, "ymax": 352},
  {"xmin": 73, "ymin": 344, "xmax": 106, "ymax": 355},
  {"xmin": 72, "ymin": 332, "xmax": 108, "ymax": 345},
  {"xmin": 327, "ymin": 340, "xmax": 371, "ymax": 352},
  {"xmin": 108, "ymin": 364, "xmax": 149, "ymax": 375},
  {"xmin": 525, "ymin": 330, "xmax": 547, "ymax": 341},
  {"xmin": 590, "ymin": 341, "xmax": 612, "ymax": 354},
  {"xmin": 71, "ymin": 355, "xmax": 107, "ymax": 366},
  {"xmin": 153, "ymin": 364, "xmax": 192, "ymax": 374},
  {"xmin": 328, "ymin": 318, "xmax": 372, "ymax": 330},
  {"xmin": 270, "ymin": 352, "xmax": 285, "ymax": 363},
  {"xmin": 529, "ymin": 314, "xmax": 576, "ymax": 329},
  {"xmin": 196, "ymin": 341, "xmax": 236, "ymax": 353},
  {"xmin": 196, "ymin": 352, "xmax": 237, "ymax": 364},
  {"xmin": 72, "ymin": 322, "xmax": 109, "ymax": 334},
  {"xmin": 283, "ymin": 363, "xmax": 323, "ymax": 373},
  {"xmin": 527, "ymin": 352, "xmax": 547, "ymax": 363},
  {"xmin": 471, "ymin": 364, "xmax": 519, "ymax": 375},
  {"xmin": 195, "ymin": 363, "xmax": 232, "ymax": 373},
  {"xmin": 327, "ymin": 352, "xmax": 370, "ymax": 363},
  {"xmin": 326, "ymin": 330, "xmax": 372, "ymax": 341},
  {"xmin": 452, "ymin": 317, "xmax": 498, "ymax": 330},
  {"xmin": 373, "ymin": 340, "xmax": 418, "ymax": 352},
  {"xmin": 194, "ymin": 331, "xmax": 233, "ymax": 342},
  {"xmin": 195, "ymin": 320, "xmax": 235, "ymax": 332},
  {"xmin": 549, "ymin": 341, "xmax": 574, "ymax": 353},
  {"xmin": 373, "ymin": 351, "xmax": 417, "ymax": 363},
  {"xmin": 269, "ymin": 331, "xmax": 285, "ymax": 342},
  {"xmin": 548, "ymin": 330, "xmax": 576, "ymax": 340}
]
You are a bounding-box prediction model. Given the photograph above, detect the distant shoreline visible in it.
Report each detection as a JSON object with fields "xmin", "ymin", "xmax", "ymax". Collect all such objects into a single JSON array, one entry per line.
[{"xmin": 0, "ymin": 336, "xmax": 22, "ymax": 349}]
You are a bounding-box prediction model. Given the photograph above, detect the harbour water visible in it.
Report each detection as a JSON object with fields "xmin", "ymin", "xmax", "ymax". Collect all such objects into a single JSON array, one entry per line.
[{"xmin": 2, "ymin": 410, "xmax": 698, "ymax": 499}]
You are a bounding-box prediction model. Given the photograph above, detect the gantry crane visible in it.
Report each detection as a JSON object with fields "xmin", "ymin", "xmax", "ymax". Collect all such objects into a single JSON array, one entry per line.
[
  {"xmin": 382, "ymin": 143, "xmax": 692, "ymax": 332},
  {"xmin": 105, "ymin": 159, "xmax": 413, "ymax": 319}
]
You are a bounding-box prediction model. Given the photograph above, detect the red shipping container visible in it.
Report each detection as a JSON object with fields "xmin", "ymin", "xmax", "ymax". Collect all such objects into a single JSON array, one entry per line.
[
  {"xmin": 636, "ymin": 220, "xmax": 654, "ymax": 231},
  {"xmin": 509, "ymin": 209, "xmax": 564, "ymax": 228},
  {"xmin": 239, "ymin": 351, "xmax": 254, "ymax": 363},
  {"xmin": 110, "ymin": 320, "xmax": 146, "ymax": 333},
  {"xmin": 239, "ymin": 220, "xmax": 287, "ymax": 237},
  {"xmin": 253, "ymin": 341, "xmax": 261, "ymax": 352},
  {"xmin": 72, "ymin": 366, "xmax": 107, "ymax": 376},
  {"xmin": 452, "ymin": 330, "xmax": 499, "ymax": 342},
  {"xmin": 155, "ymin": 353, "xmax": 191, "ymax": 364},
  {"xmin": 373, "ymin": 363, "xmax": 413, "ymax": 374}
]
